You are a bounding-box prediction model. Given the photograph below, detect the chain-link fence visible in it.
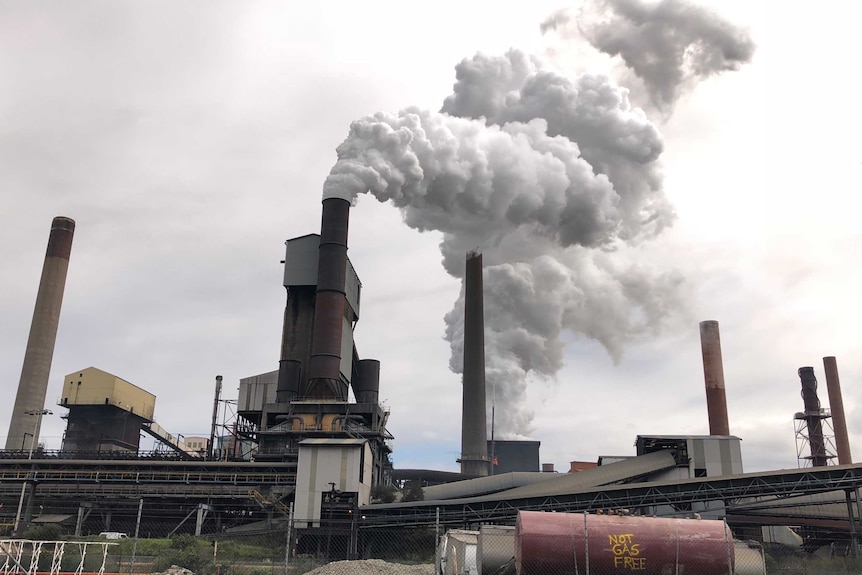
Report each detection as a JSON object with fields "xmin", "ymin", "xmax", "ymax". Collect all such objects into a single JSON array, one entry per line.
[{"xmin": 4, "ymin": 515, "xmax": 862, "ymax": 575}]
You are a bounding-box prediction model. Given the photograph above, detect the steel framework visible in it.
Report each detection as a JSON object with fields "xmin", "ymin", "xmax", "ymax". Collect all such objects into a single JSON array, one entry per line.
[{"xmin": 361, "ymin": 463, "xmax": 862, "ymax": 528}]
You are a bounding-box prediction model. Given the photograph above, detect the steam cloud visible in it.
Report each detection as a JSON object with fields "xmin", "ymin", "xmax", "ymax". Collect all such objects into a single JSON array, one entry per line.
[
  {"xmin": 323, "ymin": 5, "xmax": 752, "ymax": 437},
  {"xmin": 541, "ymin": 0, "xmax": 756, "ymax": 110}
]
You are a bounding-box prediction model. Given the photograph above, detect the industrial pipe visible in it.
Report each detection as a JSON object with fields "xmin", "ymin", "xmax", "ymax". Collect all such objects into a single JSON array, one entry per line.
[
  {"xmin": 6, "ymin": 217, "xmax": 75, "ymax": 450},
  {"xmin": 331, "ymin": 414, "xmax": 365, "ymax": 431},
  {"xmin": 275, "ymin": 414, "xmax": 305, "ymax": 431},
  {"xmin": 307, "ymin": 198, "xmax": 350, "ymax": 399},
  {"xmin": 823, "ymin": 356, "xmax": 852, "ymax": 464},
  {"xmin": 699, "ymin": 320, "xmax": 730, "ymax": 436}
]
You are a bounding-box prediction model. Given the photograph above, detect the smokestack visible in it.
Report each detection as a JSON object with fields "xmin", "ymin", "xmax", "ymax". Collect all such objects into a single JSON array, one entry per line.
[
  {"xmin": 823, "ymin": 357, "xmax": 852, "ymax": 464},
  {"xmin": 699, "ymin": 320, "xmax": 730, "ymax": 436},
  {"xmin": 6, "ymin": 217, "xmax": 75, "ymax": 450},
  {"xmin": 307, "ymin": 198, "xmax": 350, "ymax": 399},
  {"xmin": 354, "ymin": 359, "xmax": 381, "ymax": 404},
  {"xmin": 798, "ymin": 366, "xmax": 829, "ymax": 467},
  {"xmin": 460, "ymin": 251, "xmax": 489, "ymax": 476},
  {"xmin": 208, "ymin": 375, "xmax": 222, "ymax": 460}
]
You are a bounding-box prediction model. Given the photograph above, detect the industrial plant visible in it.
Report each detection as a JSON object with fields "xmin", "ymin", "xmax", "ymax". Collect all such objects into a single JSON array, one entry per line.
[{"xmin": 2, "ymin": 208, "xmax": 862, "ymax": 572}]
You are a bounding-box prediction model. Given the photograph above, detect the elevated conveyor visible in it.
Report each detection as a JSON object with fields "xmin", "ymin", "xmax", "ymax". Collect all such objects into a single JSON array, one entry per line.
[{"xmin": 141, "ymin": 421, "xmax": 202, "ymax": 459}]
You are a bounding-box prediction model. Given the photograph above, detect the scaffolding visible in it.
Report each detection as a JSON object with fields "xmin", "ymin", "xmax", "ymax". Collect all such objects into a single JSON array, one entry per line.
[
  {"xmin": 0, "ymin": 540, "xmax": 115, "ymax": 575},
  {"xmin": 794, "ymin": 408, "xmax": 838, "ymax": 468}
]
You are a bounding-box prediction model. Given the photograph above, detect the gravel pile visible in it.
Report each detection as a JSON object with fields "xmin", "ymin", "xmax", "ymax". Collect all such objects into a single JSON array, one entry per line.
[
  {"xmin": 152, "ymin": 566, "xmax": 195, "ymax": 575},
  {"xmin": 304, "ymin": 559, "xmax": 434, "ymax": 575}
]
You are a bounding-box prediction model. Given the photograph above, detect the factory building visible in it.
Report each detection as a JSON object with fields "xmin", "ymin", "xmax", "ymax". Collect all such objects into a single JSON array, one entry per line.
[
  {"xmin": 635, "ymin": 435, "xmax": 744, "ymax": 480},
  {"xmin": 294, "ymin": 438, "xmax": 373, "ymax": 528},
  {"xmin": 60, "ymin": 367, "xmax": 155, "ymax": 454},
  {"xmin": 234, "ymin": 215, "xmax": 393, "ymax": 488},
  {"xmin": 487, "ymin": 440, "xmax": 540, "ymax": 474},
  {"xmin": 3, "ymin": 212, "xmax": 862, "ymax": 553}
]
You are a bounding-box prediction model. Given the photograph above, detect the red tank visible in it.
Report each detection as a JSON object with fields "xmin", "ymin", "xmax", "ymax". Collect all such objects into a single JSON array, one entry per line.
[{"xmin": 515, "ymin": 511, "xmax": 734, "ymax": 575}]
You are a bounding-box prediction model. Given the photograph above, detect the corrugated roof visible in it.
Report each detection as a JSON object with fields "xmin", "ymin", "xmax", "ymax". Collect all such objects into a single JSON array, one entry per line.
[
  {"xmin": 374, "ymin": 449, "xmax": 678, "ymax": 509},
  {"xmin": 731, "ymin": 490, "xmax": 852, "ymax": 520},
  {"xmin": 32, "ymin": 514, "xmax": 74, "ymax": 524},
  {"xmin": 423, "ymin": 472, "xmax": 560, "ymax": 501},
  {"xmin": 482, "ymin": 449, "xmax": 677, "ymax": 499}
]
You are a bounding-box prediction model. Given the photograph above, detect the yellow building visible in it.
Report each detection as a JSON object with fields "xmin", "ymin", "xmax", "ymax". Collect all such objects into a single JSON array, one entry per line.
[
  {"xmin": 60, "ymin": 367, "xmax": 156, "ymax": 454},
  {"xmin": 61, "ymin": 367, "xmax": 155, "ymax": 419}
]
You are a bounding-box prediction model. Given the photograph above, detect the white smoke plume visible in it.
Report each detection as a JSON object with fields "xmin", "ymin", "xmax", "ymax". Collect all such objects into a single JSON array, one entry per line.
[
  {"xmin": 541, "ymin": 0, "xmax": 756, "ymax": 110},
  {"xmin": 323, "ymin": 57, "xmax": 680, "ymax": 436},
  {"xmin": 323, "ymin": 5, "xmax": 751, "ymax": 437},
  {"xmin": 440, "ymin": 50, "xmax": 672, "ymax": 243}
]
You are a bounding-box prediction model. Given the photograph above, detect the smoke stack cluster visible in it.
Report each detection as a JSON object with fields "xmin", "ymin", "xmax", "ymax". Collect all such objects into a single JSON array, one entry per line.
[
  {"xmin": 6, "ymin": 217, "xmax": 75, "ymax": 451},
  {"xmin": 698, "ymin": 320, "xmax": 730, "ymax": 436},
  {"xmin": 460, "ymin": 251, "xmax": 489, "ymax": 476}
]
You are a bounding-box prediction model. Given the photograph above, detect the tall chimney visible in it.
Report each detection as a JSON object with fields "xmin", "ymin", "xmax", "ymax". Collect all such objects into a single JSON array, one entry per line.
[
  {"xmin": 798, "ymin": 366, "xmax": 829, "ymax": 467},
  {"xmin": 823, "ymin": 357, "xmax": 852, "ymax": 464},
  {"xmin": 699, "ymin": 320, "xmax": 730, "ymax": 436},
  {"xmin": 460, "ymin": 251, "xmax": 489, "ymax": 476},
  {"xmin": 306, "ymin": 198, "xmax": 350, "ymax": 399},
  {"xmin": 6, "ymin": 217, "xmax": 75, "ymax": 450},
  {"xmin": 208, "ymin": 375, "xmax": 222, "ymax": 460}
]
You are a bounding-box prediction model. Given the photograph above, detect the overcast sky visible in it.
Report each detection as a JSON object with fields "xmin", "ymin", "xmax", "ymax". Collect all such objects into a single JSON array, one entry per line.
[{"xmin": 2, "ymin": 1, "xmax": 861, "ymax": 474}]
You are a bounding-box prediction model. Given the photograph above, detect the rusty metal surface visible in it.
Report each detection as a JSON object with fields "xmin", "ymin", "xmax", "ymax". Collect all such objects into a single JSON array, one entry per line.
[
  {"xmin": 308, "ymin": 198, "xmax": 350, "ymax": 399},
  {"xmin": 45, "ymin": 216, "xmax": 75, "ymax": 259},
  {"xmin": 699, "ymin": 320, "xmax": 730, "ymax": 436},
  {"xmin": 515, "ymin": 511, "xmax": 734, "ymax": 575},
  {"xmin": 823, "ymin": 356, "xmax": 852, "ymax": 464},
  {"xmin": 280, "ymin": 284, "xmax": 315, "ymax": 392},
  {"xmin": 798, "ymin": 366, "xmax": 829, "ymax": 466},
  {"xmin": 276, "ymin": 359, "xmax": 302, "ymax": 402},
  {"xmin": 354, "ymin": 359, "xmax": 380, "ymax": 404}
]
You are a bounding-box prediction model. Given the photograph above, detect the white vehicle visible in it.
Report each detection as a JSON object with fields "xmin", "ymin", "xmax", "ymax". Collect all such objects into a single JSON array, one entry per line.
[{"xmin": 99, "ymin": 531, "xmax": 128, "ymax": 540}]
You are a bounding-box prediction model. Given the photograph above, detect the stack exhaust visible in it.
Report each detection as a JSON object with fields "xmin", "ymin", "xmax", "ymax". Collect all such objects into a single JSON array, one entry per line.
[
  {"xmin": 306, "ymin": 197, "xmax": 350, "ymax": 399},
  {"xmin": 5, "ymin": 217, "xmax": 75, "ymax": 450},
  {"xmin": 460, "ymin": 251, "xmax": 489, "ymax": 476},
  {"xmin": 698, "ymin": 320, "xmax": 730, "ymax": 436},
  {"xmin": 823, "ymin": 356, "xmax": 852, "ymax": 464},
  {"xmin": 797, "ymin": 366, "xmax": 830, "ymax": 467}
]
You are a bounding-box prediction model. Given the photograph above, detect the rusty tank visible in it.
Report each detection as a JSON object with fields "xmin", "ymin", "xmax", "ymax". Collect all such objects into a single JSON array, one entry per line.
[{"xmin": 515, "ymin": 511, "xmax": 739, "ymax": 575}]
